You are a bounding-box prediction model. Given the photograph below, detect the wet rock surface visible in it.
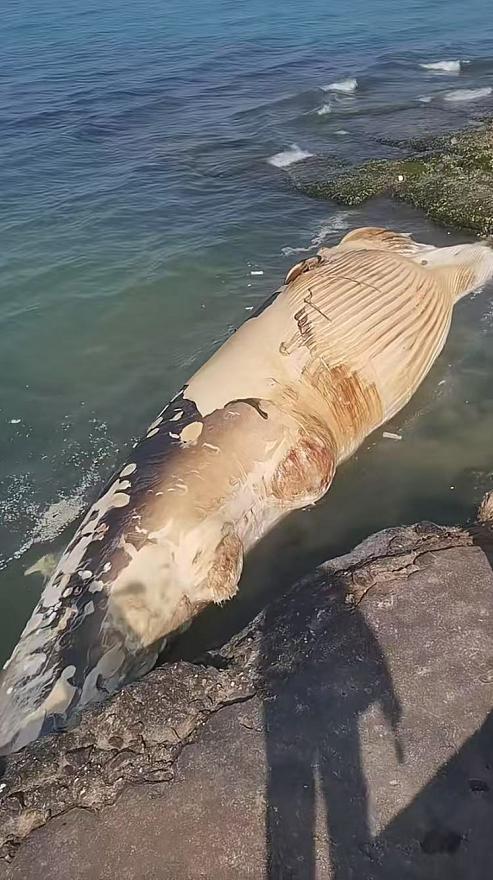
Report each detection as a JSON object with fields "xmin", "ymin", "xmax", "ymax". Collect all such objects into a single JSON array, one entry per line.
[
  {"xmin": 295, "ymin": 122, "xmax": 493, "ymax": 235},
  {"xmin": 2, "ymin": 520, "xmax": 493, "ymax": 878}
]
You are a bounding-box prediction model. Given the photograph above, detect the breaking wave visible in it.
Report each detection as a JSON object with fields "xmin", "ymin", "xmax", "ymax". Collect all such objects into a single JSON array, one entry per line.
[
  {"xmin": 444, "ymin": 86, "xmax": 492, "ymax": 102},
  {"xmin": 420, "ymin": 60, "xmax": 462, "ymax": 73},
  {"xmin": 322, "ymin": 77, "xmax": 358, "ymax": 93},
  {"xmin": 281, "ymin": 211, "xmax": 352, "ymax": 256},
  {"xmin": 312, "ymin": 212, "xmax": 351, "ymax": 245},
  {"xmin": 267, "ymin": 144, "xmax": 313, "ymax": 168}
]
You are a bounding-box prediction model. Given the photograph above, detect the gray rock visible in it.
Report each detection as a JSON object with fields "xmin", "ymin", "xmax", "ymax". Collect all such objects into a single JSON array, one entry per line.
[{"xmin": 1, "ymin": 521, "xmax": 493, "ymax": 878}]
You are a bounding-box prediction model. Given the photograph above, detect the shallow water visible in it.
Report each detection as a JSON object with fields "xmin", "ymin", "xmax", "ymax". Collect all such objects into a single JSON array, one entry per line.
[{"xmin": 1, "ymin": 0, "xmax": 493, "ymax": 664}]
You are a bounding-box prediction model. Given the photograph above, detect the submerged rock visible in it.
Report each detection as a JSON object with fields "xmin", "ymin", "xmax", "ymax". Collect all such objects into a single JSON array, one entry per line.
[{"xmin": 297, "ymin": 123, "xmax": 493, "ymax": 235}]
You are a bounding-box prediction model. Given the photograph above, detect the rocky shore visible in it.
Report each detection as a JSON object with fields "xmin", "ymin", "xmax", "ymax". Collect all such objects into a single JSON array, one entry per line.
[
  {"xmin": 2, "ymin": 513, "xmax": 493, "ymax": 878},
  {"xmin": 296, "ymin": 121, "xmax": 493, "ymax": 235}
]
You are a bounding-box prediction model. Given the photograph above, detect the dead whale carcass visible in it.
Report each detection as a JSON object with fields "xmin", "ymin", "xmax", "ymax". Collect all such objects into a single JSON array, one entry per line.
[{"xmin": 1, "ymin": 226, "xmax": 492, "ymax": 753}]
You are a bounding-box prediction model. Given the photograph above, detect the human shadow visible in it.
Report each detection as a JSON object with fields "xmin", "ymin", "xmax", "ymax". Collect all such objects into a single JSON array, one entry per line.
[
  {"xmin": 374, "ymin": 708, "xmax": 493, "ymax": 879},
  {"xmin": 261, "ymin": 574, "xmax": 404, "ymax": 880},
  {"xmin": 260, "ymin": 518, "xmax": 493, "ymax": 880}
]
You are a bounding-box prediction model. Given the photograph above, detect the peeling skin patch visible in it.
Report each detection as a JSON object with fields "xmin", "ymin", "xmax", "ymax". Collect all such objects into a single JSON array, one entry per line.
[
  {"xmin": 111, "ymin": 492, "xmax": 130, "ymax": 508},
  {"xmin": 57, "ymin": 607, "xmax": 76, "ymax": 630},
  {"xmin": 147, "ymin": 417, "xmax": 163, "ymax": 432},
  {"xmin": 89, "ymin": 580, "xmax": 104, "ymax": 593},
  {"xmin": 179, "ymin": 421, "xmax": 203, "ymax": 444},
  {"xmin": 41, "ymin": 665, "xmax": 77, "ymax": 715},
  {"xmin": 120, "ymin": 463, "xmax": 137, "ymax": 478}
]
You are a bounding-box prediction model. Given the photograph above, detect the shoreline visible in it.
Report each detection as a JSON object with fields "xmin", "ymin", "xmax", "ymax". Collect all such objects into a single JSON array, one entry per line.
[{"xmin": 2, "ymin": 510, "xmax": 493, "ymax": 876}]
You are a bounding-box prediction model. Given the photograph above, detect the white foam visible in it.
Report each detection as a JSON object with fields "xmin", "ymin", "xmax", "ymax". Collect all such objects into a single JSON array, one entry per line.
[
  {"xmin": 420, "ymin": 60, "xmax": 462, "ymax": 73},
  {"xmin": 267, "ymin": 144, "xmax": 313, "ymax": 169},
  {"xmin": 311, "ymin": 212, "xmax": 351, "ymax": 246},
  {"xmin": 281, "ymin": 212, "xmax": 351, "ymax": 257},
  {"xmin": 418, "ymin": 95, "xmax": 432, "ymax": 103},
  {"xmin": 322, "ymin": 77, "xmax": 358, "ymax": 93},
  {"xmin": 444, "ymin": 87, "xmax": 492, "ymax": 102},
  {"xmin": 0, "ymin": 419, "xmax": 118, "ymax": 572},
  {"xmin": 30, "ymin": 497, "xmax": 87, "ymax": 545},
  {"xmin": 281, "ymin": 245, "xmax": 312, "ymax": 256},
  {"xmin": 0, "ymin": 488, "xmax": 87, "ymax": 574},
  {"xmin": 317, "ymin": 103, "xmax": 332, "ymax": 116},
  {"xmin": 335, "ymin": 129, "xmax": 349, "ymax": 135}
]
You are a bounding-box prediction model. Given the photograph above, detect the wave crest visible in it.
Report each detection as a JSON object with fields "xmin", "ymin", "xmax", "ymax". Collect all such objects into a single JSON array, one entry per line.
[
  {"xmin": 420, "ymin": 60, "xmax": 462, "ymax": 73},
  {"xmin": 445, "ymin": 86, "xmax": 492, "ymax": 102},
  {"xmin": 267, "ymin": 144, "xmax": 313, "ymax": 169},
  {"xmin": 322, "ymin": 77, "xmax": 357, "ymax": 93}
]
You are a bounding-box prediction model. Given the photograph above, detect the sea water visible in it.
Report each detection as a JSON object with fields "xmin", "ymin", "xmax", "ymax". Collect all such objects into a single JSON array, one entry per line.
[{"xmin": 1, "ymin": 0, "xmax": 493, "ymax": 662}]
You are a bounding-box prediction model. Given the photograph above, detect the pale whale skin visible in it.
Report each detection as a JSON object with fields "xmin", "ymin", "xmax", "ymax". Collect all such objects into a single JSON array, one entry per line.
[{"xmin": 1, "ymin": 226, "xmax": 493, "ymax": 754}]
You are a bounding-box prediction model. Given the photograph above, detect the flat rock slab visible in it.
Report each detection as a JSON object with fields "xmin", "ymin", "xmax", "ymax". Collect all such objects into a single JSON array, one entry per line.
[{"xmin": 2, "ymin": 523, "xmax": 493, "ymax": 879}]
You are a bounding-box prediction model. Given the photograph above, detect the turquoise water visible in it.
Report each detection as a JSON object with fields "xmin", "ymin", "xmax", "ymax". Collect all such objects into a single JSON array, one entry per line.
[{"xmin": 2, "ymin": 0, "xmax": 493, "ymax": 663}]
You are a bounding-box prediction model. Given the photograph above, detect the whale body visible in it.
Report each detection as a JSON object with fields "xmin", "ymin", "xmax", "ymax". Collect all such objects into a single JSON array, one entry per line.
[{"xmin": 1, "ymin": 226, "xmax": 492, "ymax": 753}]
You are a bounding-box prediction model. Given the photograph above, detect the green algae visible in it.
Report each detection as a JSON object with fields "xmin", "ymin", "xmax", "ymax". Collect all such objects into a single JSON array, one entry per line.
[{"xmin": 299, "ymin": 123, "xmax": 493, "ymax": 235}]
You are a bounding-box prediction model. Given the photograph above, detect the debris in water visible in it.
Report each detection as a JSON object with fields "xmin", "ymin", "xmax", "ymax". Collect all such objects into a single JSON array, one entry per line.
[
  {"xmin": 250, "ymin": 270, "xmax": 264, "ymax": 276},
  {"xmin": 383, "ymin": 431, "xmax": 402, "ymax": 441}
]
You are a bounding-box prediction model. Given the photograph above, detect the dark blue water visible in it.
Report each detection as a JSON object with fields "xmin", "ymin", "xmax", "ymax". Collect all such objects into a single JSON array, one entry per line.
[{"xmin": 2, "ymin": 0, "xmax": 493, "ymax": 661}]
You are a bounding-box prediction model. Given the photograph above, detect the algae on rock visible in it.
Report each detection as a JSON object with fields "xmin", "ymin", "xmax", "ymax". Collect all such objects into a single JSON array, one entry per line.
[{"xmin": 297, "ymin": 123, "xmax": 493, "ymax": 235}]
